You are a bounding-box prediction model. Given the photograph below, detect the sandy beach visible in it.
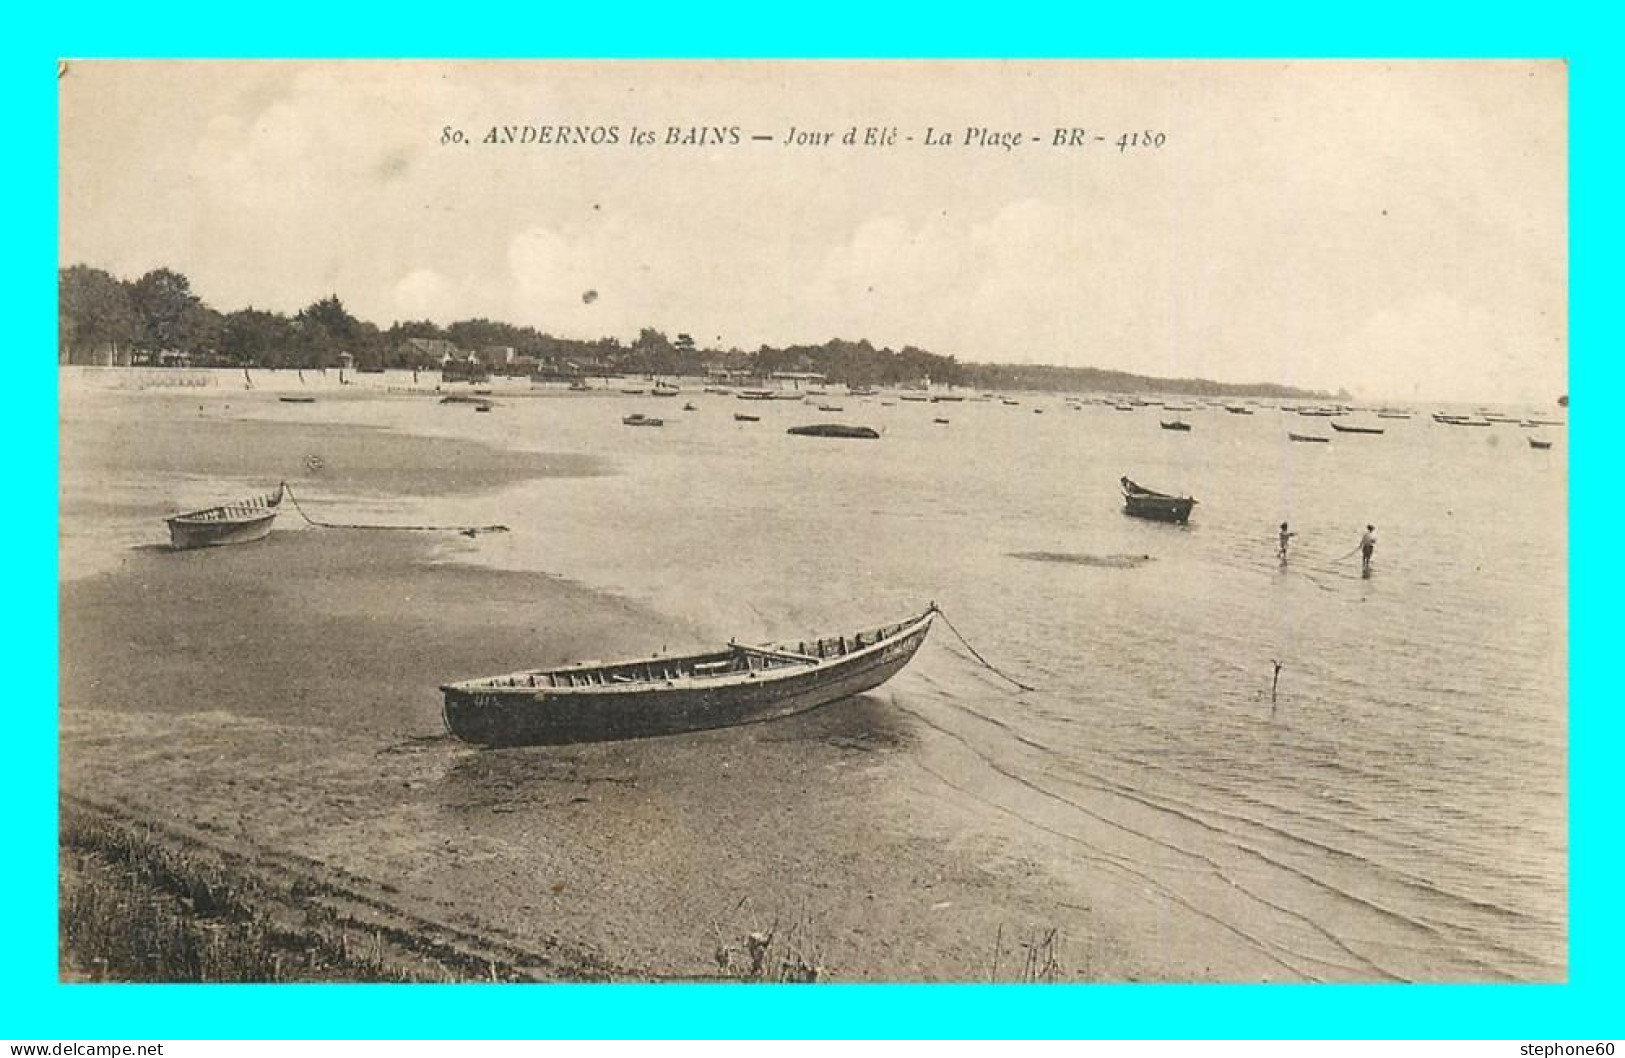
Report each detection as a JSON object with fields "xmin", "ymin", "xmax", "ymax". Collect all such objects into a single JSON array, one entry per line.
[{"xmin": 60, "ymin": 384, "xmax": 1181, "ymax": 983}]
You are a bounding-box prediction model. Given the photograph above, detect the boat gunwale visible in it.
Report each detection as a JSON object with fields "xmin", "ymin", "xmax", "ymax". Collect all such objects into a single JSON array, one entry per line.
[
  {"xmin": 166, "ymin": 486, "xmax": 285, "ymax": 526},
  {"xmin": 441, "ymin": 610, "xmax": 935, "ymax": 696}
]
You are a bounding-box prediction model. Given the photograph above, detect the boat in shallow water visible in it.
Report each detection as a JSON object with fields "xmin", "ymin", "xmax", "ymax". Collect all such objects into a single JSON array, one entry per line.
[
  {"xmin": 441, "ymin": 608, "xmax": 937, "ymax": 745},
  {"xmin": 1120, "ymin": 476, "xmax": 1196, "ymax": 524},
  {"xmin": 166, "ymin": 484, "xmax": 285, "ymax": 550}
]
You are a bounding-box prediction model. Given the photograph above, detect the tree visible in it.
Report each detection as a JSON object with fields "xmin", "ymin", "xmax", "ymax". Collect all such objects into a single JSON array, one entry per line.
[
  {"xmin": 220, "ymin": 308, "xmax": 297, "ymax": 366},
  {"xmin": 129, "ymin": 268, "xmax": 205, "ymax": 354},
  {"xmin": 293, "ymin": 295, "xmax": 362, "ymax": 367},
  {"xmin": 59, "ymin": 265, "xmax": 137, "ymax": 363}
]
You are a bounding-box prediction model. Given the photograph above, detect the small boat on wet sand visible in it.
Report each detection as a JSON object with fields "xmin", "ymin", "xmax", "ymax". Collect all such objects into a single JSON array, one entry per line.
[
  {"xmin": 1329, "ymin": 421, "xmax": 1385, "ymax": 435},
  {"xmin": 734, "ymin": 412, "xmax": 761, "ymax": 422},
  {"xmin": 623, "ymin": 413, "xmax": 664, "ymax": 427},
  {"xmin": 441, "ymin": 608, "xmax": 937, "ymax": 746},
  {"xmin": 1160, "ymin": 420, "xmax": 1191, "ymax": 431},
  {"xmin": 166, "ymin": 484, "xmax": 285, "ymax": 550},
  {"xmin": 278, "ymin": 396, "xmax": 316, "ymax": 404},
  {"xmin": 787, "ymin": 423, "xmax": 880, "ymax": 439},
  {"xmin": 1120, "ymin": 477, "xmax": 1196, "ymax": 524},
  {"xmin": 1289, "ymin": 432, "xmax": 1330, "ymax": 443},
  {"xmin": 1529, "ymin": 438, "xmax": 1554, "ymax": 450}
]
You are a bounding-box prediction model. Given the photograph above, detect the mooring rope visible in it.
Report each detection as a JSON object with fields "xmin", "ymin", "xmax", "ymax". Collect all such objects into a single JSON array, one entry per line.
[
  {"xmin": 929, "ymin": 604, "xmax": 1037, "ymax": 692},
  {"xmin": 280, "ymin": 482, "xmax": 510, "ymax": 537}
]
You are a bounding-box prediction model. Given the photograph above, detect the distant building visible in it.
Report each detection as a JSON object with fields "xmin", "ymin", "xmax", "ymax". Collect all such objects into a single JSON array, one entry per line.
[
  {"xmin": 482, "ymin": 345, "xmax": 516, "ymax": 366},
  {"xmin": 399, "ymin": 337, "xmax": 461, "ymax": 364},
  {"xmin": 437, "ymin": 345, "xmax": 489, "ymax": 383}
]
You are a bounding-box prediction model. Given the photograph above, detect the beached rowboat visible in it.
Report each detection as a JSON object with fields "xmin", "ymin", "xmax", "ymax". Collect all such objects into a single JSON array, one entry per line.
[
  {"xmin": 441, "ymin": 608, "xmax": 937, "ymax": 745},
  {"xmin": 166, "ymin": 484, "xmax": 285, "ymax": 550},
  {"xmin": 1120, "ymin": 477, "xmax": 1196, "ymax": 524}
]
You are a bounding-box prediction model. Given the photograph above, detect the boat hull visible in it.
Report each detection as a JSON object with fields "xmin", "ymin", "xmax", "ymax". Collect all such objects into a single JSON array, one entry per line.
[
  {"xmin": 1122, "ymin": 495, "xmax": 1195, "ymax": 523},
  {"xmin": 443, "ymin": 613, "xmax": 933, "ymax": 746},
  {"xmin": 1120, "ymin": 477, "xmax": 1196, "ymax": 524},
  {"xmin": 166, "ymin": 511, "xmax": 278, "ymax": 550}
]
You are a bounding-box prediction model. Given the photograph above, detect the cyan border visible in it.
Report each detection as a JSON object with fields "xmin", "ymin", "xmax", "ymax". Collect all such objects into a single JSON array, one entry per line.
[{"xmin": 13, "ymin": 3, "xmax": 1610, "ymax": 1039}]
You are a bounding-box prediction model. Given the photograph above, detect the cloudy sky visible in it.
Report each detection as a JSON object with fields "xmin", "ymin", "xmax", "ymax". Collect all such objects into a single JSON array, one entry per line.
[{"xmin": 59, "ymin": 60, "xmax": 1566, "ymax": 403}]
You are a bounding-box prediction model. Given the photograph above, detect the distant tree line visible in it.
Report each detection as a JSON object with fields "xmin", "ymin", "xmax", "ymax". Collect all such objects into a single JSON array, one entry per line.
[
  {"xmin": 958, "ymin": 361, "xmax": 1333, "ymax": 400},
  {"xmin": 58, "ymin": 262, "xmax": 1328, "ymax": 397}
]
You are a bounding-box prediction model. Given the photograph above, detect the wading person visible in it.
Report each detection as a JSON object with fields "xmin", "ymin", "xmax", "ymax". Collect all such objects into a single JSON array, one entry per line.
[
  {"xmin": 1278, "ymin": 522, "xmax": 1296, "ymax": 563},
  {"xmin": 1359, "ymin": 524, "xmax": 1377, "ymax": 574}
]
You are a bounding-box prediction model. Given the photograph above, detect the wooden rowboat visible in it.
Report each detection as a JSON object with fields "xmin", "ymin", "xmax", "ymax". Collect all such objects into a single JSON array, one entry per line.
[
  {"xmin": 1529, "ymin": 438, "xmax": 1554, "ymax": 450},
  {"xmin": 441, "ymin": 608, "xmax": 937, "ymax": 746},
  {"xmin": 1329, "ymin": 421, "xmax": 1385, "ymax": 435},
  {"xmin": 1120, "ymin": 476, "xmax": 1196, "ymax": 524},
  {"xmin": 1289, "ymin": 432, "xmax": 1330, "ymax": 443},
  {"xmin": 166, "ymin": 484, "xmax": 285, "ymax": 550},
  {"xmin": 1159, "ymin": 420, "xmax": 1191, "ymax": 431}
]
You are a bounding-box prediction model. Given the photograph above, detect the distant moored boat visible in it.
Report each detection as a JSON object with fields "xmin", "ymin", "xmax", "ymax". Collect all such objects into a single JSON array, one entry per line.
[{"xmin": 787, "ymin": 423, "xmax": 880, "ymax": 439}]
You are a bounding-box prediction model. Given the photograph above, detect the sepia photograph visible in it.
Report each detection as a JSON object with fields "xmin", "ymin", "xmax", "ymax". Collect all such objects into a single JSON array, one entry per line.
[{"xmin": 56, "ymin": 59, "xmax": 1567, "ymax": 988}]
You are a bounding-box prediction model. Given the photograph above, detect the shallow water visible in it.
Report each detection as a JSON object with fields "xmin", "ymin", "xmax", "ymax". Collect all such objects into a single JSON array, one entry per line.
[{"xmin": 61, "ymin": 370, "xmax": 1568, "ymax": 981}]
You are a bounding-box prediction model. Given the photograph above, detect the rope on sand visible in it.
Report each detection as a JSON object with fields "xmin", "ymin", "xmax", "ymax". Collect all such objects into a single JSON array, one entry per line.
[
  {"xmin": 280, "ymin": 482, "xmax": 509, "ymax": 537},
  {"xmin": 930, "ymin": 604, "xmax": 1037, "ymax": 692}
]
